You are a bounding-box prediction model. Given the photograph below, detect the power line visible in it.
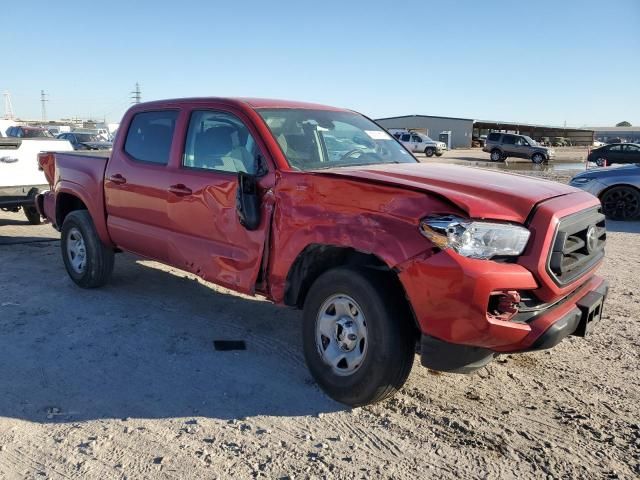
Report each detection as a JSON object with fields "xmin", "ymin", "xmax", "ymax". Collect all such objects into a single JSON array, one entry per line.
[{"xmin": 130, "ymin": 82, "xmax": 141, "ymax": 104}]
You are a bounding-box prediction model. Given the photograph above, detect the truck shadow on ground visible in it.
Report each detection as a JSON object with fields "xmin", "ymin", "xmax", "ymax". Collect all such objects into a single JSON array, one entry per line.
[{"xmin": 0, "ymin": 246, "xmax": 345, "ymax": 423}]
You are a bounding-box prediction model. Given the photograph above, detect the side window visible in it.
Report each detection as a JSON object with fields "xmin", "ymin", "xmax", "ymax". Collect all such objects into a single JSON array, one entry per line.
[
  {"xmin": 124, "ymin": 110, "xmax": 178, "ymax": 164},
  {"xmin": 411, "ymin": 135, "xmax": 422, "ymax": 143},
  {"xmin": 487, "ymin": 132, "xmax": 501, "ymax": 142},
  {"xmin": 502, "ymin": 135, "xmax": 516, "ymax": 145},
  {"xmin": 515, "ymin": 136, "xmax": 527, "ymax": 146},
  {"xmin": 624, "ymin": 144, "xmax": 639, "ymax": 153},
  {"xmin": 400, "ymin": 134, "xmax": 410, "ymax": 142},
  {"xmin": 182, "ymin": 110, "xmax": 260, "ymax": 174},
  {"xmin": 609, "ymin": 145, "xmax": 622, "ymax": 152}
]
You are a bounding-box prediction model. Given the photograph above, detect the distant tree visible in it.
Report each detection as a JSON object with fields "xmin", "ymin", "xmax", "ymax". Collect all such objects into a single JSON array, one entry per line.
[{"xmin": 616, "ymin": 121, "xmax": 632, "ymax": 127}]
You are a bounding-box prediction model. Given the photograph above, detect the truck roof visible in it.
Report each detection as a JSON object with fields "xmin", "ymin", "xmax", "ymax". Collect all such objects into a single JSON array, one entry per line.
[{"xmin": 132, "ymin": 97, "xmax": 350, "ymax": 112}]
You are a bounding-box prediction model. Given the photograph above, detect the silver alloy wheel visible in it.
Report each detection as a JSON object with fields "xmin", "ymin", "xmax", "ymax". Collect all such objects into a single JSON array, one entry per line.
[
  {"xmin": 66, "ymin": 227, "xmax": 87, "ymax": 274},
  {"xmin": 491, "ymin": 150, "xmax": 501, "ymax": 161},
  {"xmin": 315, "ymin": 294, "xmax": 368, "ymax": 376},
  {"xmin": 532, "ymin": 153, "xmax": 544, "ymax": 164}
]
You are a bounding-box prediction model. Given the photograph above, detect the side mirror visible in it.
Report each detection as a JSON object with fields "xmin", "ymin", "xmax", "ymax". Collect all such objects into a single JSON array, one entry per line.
[{"xmin": 236, "ymin": 155, "xmax": 267, "ymax": 231}]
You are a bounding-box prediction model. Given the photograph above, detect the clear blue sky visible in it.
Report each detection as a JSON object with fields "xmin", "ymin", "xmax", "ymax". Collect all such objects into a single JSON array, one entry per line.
[{"xmin": 4, "ymin": 0, "xmax": 639, "ymax": 126}]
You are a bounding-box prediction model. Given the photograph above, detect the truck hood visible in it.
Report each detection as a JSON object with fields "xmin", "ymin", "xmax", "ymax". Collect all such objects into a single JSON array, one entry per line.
[{"xmin": 312, "ymin": 162, "xmax": 577, "ymax": 222}]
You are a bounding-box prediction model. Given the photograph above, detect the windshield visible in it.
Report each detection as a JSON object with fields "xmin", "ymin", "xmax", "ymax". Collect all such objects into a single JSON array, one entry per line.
[
  {"xmin": 75, "ymin": 133, "xmax": 103, "ymax": 142},
  {"xmin": 258, "ymin": 109, "xmax": 416, "ymax": 170}
]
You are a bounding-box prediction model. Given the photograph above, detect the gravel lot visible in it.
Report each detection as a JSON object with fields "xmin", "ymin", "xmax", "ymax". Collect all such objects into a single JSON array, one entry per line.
[{"xmin": 1, "ymin": 168, "xmax": 639, "ymax": 479}]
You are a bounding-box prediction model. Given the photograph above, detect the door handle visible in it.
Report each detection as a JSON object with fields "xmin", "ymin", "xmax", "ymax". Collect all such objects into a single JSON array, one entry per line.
[
  {"xmin": 168, "ymin": 184, "xmax": 192, "ymax": 196},
  {"xmin": 109, "ymin": 174, "xmax": 127, "ymax": 185}
]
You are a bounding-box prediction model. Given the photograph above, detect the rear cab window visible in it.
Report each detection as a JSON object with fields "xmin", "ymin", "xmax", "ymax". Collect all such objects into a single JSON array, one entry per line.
[{"xmin": 124, "ymin": 110, "xmax": 178, "ymax": 164}]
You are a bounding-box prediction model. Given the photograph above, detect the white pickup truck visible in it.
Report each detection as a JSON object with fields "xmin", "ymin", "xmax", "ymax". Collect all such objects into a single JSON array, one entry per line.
[
  {"xmin": 0, "ymin": 137, "xmax": 73, "ymax": 223},
  {"xmin": 389, "ymin": 129, "xmax": 447, "ymax": 157}
]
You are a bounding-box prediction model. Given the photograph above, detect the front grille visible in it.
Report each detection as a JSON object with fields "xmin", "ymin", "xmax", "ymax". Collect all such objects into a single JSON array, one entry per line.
[{"xmin": 547, "ymin": 207, "xmax": 606, "ymax": 285}]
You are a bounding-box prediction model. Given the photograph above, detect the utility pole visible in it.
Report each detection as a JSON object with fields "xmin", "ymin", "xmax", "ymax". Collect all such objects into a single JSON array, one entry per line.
[
  {"xmin": 3, "ymin": 91, "xmax": 14, "ymax": 120},
  {"xmin": 40, "ymin": 90, "xmax": 48, "ymax": 122},
  {"xmin": 131, "ymin": 82, "xmax": 141, "ymax": 104}
]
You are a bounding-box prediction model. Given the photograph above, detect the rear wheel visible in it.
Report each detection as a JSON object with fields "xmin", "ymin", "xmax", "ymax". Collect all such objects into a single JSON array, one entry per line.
[
  {"xmin": 23, "ymin": 188, "xmax": 41, "ymax": 225},
  {"xmin": 302, "ymin": 267, "xmax": 415, "ymax": 406},
  {"xmin": 600, "ymin": 186, "xmax": 640, "ymax": 220},
  {"xmin": 424, "ymin": 147, "xmax": 435, "ymax": 157},
  {"xmin": 61, "ymin": 210, "xmax": 114, "ymax": 288},
  {"xmin": 595, "ymin": 157, "xmax": 608, "ymax": 167}
]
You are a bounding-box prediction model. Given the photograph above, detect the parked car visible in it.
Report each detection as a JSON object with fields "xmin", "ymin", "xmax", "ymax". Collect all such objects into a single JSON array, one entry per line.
[
  {"xmin": 57, "ymin": 132, "xmax": 112, "ymax": 150},
  {"xmin": 0, "ymin": 136, "xmax": 73, "ymax": 223},
  {"xmin": 587, "ymin": 143, "xmax": 640, "ymax": 166},
  {"xmin": 483, "ymin": 132, "xmax": 555, "ymax": 164},
  {"xmin": 36, "ymin": 97, "xmax": 608, "ymax": 406},
  {"xmin": 5, "ymin": 126, "xmax": 53, "ymax": 138},
  {"xmin": 570, "ymin": 164, "xmax": 640, "ymax": 220},
  {"xmin": 389, "ymin": 129, "xmax": 446, "ymax": 157}
]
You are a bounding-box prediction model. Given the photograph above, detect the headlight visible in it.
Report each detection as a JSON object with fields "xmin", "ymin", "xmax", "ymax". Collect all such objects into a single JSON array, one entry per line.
[
  {"xmin": 570, "ymin": 177, "xmax": 593, "ymax": 185},
  {"xmin": 419, "ymin": 215, "xmax": 530, "ymax": 259}
]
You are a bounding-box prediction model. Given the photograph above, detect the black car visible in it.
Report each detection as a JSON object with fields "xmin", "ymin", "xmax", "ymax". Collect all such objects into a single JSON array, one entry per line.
[
  {"xmin": 587, "ymin": 143, "xmax": 640, "ymax": 167},
  {"xmin": 57, "ymin": 132, "xmax": 112, "ymax": 150}
]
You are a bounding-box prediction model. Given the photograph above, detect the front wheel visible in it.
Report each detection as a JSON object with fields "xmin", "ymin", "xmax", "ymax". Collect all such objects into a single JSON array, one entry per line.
[
  {"xmin": 531, "ymin": 153, "xmax": 545, "ymax": 164},
  {"xmin": 595, "ymin": 157, "xmax": 607, "ymax": 167},
  {"xmin": 601, "ymin": 186, "xmax": 640, "ymax": 220},
  {"xmin": 424, "ymin": 147, "xmax": 435, "ymax": 157},
  {"xmin": 61, "ymin": 210, "xmax": 115, "ymax": 288},
  {"xmin": 302, "ymin": 267, "xmax": 415, "ymax": 406}
]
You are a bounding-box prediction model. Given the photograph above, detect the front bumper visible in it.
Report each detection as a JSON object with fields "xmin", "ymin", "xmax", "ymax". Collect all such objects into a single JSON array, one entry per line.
[{"xmin": 418, "ymin": 277, "xmax": 607, "ymax": 372}]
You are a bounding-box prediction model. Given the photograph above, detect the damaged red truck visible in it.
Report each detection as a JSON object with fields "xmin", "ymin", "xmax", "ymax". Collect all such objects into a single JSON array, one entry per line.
[{"xmin": 36, "ymin": 98, "xmax": 608, "ymax": 406}]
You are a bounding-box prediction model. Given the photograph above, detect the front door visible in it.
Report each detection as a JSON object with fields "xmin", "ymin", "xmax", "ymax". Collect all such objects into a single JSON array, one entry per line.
[
  {"xmin": 165, "ymin": 108, "xmax": 274, "ymax": 294},
  {"xmin": 104, "ymin": 109, "xmax": 180, "ymax": 262}
]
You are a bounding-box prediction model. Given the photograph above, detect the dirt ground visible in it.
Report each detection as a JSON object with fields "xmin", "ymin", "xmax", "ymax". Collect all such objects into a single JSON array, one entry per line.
[{"xmin": 1, "ymin": 170, "xmax": 639, "ymax": 479}]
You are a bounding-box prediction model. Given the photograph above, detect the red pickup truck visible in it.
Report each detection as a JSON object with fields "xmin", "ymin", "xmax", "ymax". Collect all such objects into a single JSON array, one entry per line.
[{"xmin": 36, "ymin": 98, "xmax": 608, "ymax": 406}]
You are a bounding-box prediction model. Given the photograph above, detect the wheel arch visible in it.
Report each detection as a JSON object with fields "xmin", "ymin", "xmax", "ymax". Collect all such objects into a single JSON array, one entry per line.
[
  {"xmin": 56, "ymin": 191, "xmax": 88, "ymax": 227},
  {"xmin": 599, "ymin": 183, "xmax": 640, "ymax": 200},
  {"xmin": 283, "ymin": 244, "xmax": 419, "ymax": 333}
]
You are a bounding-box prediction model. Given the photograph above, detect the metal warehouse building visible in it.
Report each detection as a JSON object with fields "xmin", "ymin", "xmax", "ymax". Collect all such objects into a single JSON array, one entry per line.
[
  {"xmin": 376, "ymin": 115, "xmax": 596, "ymax": 148},
  {"xmin": 375, "ymin": 115, "xmax": 474, "ymax": 149}
]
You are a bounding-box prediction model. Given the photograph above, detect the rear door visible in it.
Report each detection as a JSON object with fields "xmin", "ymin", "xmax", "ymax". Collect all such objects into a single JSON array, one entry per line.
[
  {"xmin": 164, "ymin": 107, "xmax": 275, "ymax": 294},
  {"xmin": 501, "ymin": 134, "xmax": 517, "ymax": 156},
  {"xmin": 622, "ymin": 144, "xmax": 640, "ymax": 163},
  {"xmin": 104, "ymin": 109, "xmax": 179, "ymax": 262}
]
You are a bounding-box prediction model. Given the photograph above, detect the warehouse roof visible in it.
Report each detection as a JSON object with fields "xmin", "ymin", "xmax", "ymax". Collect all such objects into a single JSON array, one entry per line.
[{"xmin": 376, "ymin": 114, "xmax": 474, "ymax": 122}]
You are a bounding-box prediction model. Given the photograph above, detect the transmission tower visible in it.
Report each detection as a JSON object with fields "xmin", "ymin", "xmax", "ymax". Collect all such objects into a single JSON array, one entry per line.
[
  {"xmin": 3, "ymin": 91, "xmax": 14, "ymax": 120},
  {"xmin": 40, "ymin": 90, "xmax": 48, "ymax": 122},
  {"xmin": 131, "ymin": 82, "xmax": 141, "ymax": 104}
]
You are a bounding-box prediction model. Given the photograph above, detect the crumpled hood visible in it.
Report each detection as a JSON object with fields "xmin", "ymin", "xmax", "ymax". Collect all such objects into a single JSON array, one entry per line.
[{"xmin": 313, "ymin": 162, "xmax": 577, "ymax": 222}]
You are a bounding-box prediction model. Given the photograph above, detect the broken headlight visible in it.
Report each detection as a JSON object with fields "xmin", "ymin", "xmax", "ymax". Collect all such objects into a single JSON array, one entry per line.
[{"xmin": 419, "ymin": 215, "xmax": 530, "ymax": 259}]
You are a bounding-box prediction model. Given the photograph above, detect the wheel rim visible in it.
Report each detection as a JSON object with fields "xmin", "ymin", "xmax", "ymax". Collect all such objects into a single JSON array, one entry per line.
[
  {"xmin": 596, "ymin": 158, "xmax": 606, "ymax": 166},
  {"xmin": 66, "ymin": 227, "xmax": 87, "ymax": 274},
  {"xmin": 602, "ymin": 188, "xmax": 640, "ymax": 220},
  {"xmin": 533, "ymin": 154, "xmax": 543, "ymax": 163},
  {"xmin": 491, "ymin": 151, "xmax": 500, "ymax": 161},
  {"xmin": 315, "ymin": 294, "xmax": 368, "ymax": 376}
]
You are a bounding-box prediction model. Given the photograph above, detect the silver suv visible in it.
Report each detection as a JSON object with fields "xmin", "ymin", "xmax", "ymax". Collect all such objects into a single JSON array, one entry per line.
[{"xmin": 483, "ymin": 132, "xmax": 555, "ymax": 164}]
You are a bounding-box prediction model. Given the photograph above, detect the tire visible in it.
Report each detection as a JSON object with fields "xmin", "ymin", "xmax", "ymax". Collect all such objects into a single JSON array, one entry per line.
[
  {"xmin": 600, "ymin": 186, "xmax": 640, "ymax": 221},
  {"xmin": 490, "ymin": 149, "xmax": 502, "ymax": 162},
  {"xmin": 23, "ymin": 188, "xmax": 41, "ymax": 225},
  {"xmin": 595, "ymin": 157, "xmax": 607, "ymax": 167},
  {"xmin": 61, "ymin": 210, "xmax": 114, "ymax": 288},
  {"xmin": 23, "ymin": 206, "xmax": 41, "ymax": 225},
  {"xmin": 302, "ymin": 267, "xmax": 415, "ymax": 406},
  {"xmin": 531, "ymin": 153, "xmax": 545, "ymax": 164},
  {"xmin": 424, "ymin": 147, "xmax": 435, "ymax": 157}
]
